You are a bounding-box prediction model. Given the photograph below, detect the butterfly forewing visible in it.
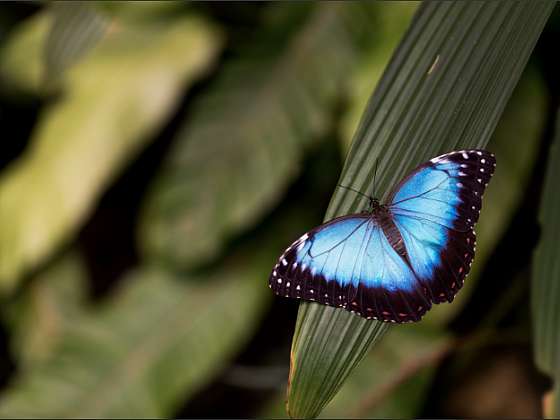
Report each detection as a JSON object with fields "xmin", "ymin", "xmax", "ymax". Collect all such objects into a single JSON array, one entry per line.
[{"xmin": 269, "ymin": 149, "xmax": 495, "ymax": 322}]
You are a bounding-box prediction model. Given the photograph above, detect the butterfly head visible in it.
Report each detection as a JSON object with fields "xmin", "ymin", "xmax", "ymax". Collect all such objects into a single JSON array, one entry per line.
[
  {"xmin": 366, "ymin": 197, "xmax": 384, "ymax": 214},
  {"xmin": 337, "ymin": 184, "xmax": 383, "ymax": 214}
]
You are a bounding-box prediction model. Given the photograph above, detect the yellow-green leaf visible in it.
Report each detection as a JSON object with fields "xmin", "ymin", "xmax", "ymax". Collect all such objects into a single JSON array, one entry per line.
[{"xmin": 0, "ymin": 15, "xmax": 222, "ymax": 292}]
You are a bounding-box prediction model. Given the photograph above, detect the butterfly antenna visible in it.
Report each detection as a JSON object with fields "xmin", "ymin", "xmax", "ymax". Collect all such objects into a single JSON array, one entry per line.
[
  {"xmin": 372, "ymin": 158, "xmax": 379, "ymax": 198},
  {"xmin": 337, "ymin": 184, "xmax": 371, "ymax": 200}
]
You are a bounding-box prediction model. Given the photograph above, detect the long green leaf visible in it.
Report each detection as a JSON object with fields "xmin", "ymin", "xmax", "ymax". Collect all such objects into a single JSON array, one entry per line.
[
  {"xmin": 287, "ymin": 2, "xmax": 554, "ymax": 418},
  {"xmin": 0, "ymin": 14, "xmax": 222, "ymax": 292},
  {"xmin": 533, "ymin": 112, "xmax": 560, "ymax": 418},
  {"xmin": 259, "ymin": 64, "xmax": 548, "ymax": 420},
  {"xmin": 138, "ymin": 2, "xmax": 382, "ymax": 270}
]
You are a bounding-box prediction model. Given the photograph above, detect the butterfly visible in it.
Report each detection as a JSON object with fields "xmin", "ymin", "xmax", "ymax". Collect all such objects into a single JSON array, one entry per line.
[{"xmin": 269, "ymin": 150, "xmax": 496, "ymax": 323}]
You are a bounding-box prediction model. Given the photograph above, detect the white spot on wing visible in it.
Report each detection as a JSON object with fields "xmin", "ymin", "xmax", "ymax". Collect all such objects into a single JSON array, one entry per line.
[
  {"xmin": 462, "ymin": 152, "xmax": 469, "ymax": 159},
  {"xmin": 281, "ymin": 258, "xmax": 288, "ymax": 266}
]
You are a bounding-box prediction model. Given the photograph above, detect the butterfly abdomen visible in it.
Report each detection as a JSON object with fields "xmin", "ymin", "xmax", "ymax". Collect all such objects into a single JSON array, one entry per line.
[{"xmin": 373, "ymin": 207, "xmax": 407, "ymax": 261}]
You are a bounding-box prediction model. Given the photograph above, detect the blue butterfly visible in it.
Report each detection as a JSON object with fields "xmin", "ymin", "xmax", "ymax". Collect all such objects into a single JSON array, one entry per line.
[{"xmin": 269, "ymin": 150, "xmax": 496, "ymax": 323}]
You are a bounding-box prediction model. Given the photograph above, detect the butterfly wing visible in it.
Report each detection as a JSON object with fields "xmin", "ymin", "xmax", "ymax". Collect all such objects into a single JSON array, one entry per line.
[
  {"xmin": 269, "ymin": 215, "xmax": 431, "ymax": 322},
  {"xmin": 388, "ymin": 149, "xmax": 496, "ymax": 303}
]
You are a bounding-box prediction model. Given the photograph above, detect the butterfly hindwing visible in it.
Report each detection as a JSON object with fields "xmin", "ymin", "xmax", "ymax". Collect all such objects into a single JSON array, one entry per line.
[
  {"xmin": 269, "ymin": 216, "xmax": 431, "ymax": 322},
  {"xmin": 389, "ymin": 149, "xmax": 495, "ymax": 303},
  {"xmin": 391, "ymin": 213, "xmax": 476, "ymax": 303}
]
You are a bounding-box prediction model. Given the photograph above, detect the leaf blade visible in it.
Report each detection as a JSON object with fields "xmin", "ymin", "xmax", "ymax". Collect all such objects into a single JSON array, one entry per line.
[{"xmin": 287, "ymin": 2, "xmax": 555, "ymax": 418}]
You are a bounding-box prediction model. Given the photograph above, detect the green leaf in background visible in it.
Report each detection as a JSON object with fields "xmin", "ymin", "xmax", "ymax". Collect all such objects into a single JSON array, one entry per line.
[
  {"xmin": 339, "ymin": 2, "xmax": 417, "ymax": 149},
  {"xmin": 139, "ymin": 2, "xmax": 382, "ymax": 270},
  {"xmin": 532, "ymin": 113, "xmax": 560, "ymax": 418},
  {"xmin": 287, "ymin": 2, "xmax": 554, "ymax": 418},
  {"xmin": 3, "ymin": 252, "xmax": 88, "ymax": 369},
  {"xmin": 94, "ymin": 1, "xmax": 189, "ymax": 26},
  {"xmin": 0, "ymin": 172, "xmax": 326, "ymax": 417},
  {"xmin": 44, "ymin": 1, "xmax": 110, "ymax": 88},
  {"xmin": 0, "ymin": 11, "xmax": 50, "ymax": 95},
  {"xmin": 0, "ymin": 13, "xmax": 222, "ymax": 292},
  {"xmin": 0, "ymin": 264, "xmax": 268, "ymax": 418},
  {"xmin": 0, "ymin": 2, "xmax": 190, "ymax": 97}
]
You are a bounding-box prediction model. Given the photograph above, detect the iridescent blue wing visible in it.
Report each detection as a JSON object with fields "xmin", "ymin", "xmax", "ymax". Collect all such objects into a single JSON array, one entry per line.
[
  {"xmin": 388, "ymin": 149, "xmax": 496, "ymax": 304},
  {"xmin": 269, "ymin": 215, "xmax": 431, "ymax": 322}
]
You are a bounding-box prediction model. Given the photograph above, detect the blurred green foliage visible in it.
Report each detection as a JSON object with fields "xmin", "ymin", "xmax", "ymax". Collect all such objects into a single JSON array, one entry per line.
[
  {"xmin": 533, "ymin": 111, "xmax": 560, "ymax": 418},
  {"xmin": 0, "ymin": 3, "xmax": 222, "ymax": 291},
  {"xmin": 0, "ymin": 1, "xmax": 558, "ymax": 418}
]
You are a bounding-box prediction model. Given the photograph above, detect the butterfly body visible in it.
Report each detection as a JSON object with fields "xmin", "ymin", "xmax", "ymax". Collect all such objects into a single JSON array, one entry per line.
[{"xmin": 269, "ymin": 150, "xmax": 496, "ymax": 323}]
